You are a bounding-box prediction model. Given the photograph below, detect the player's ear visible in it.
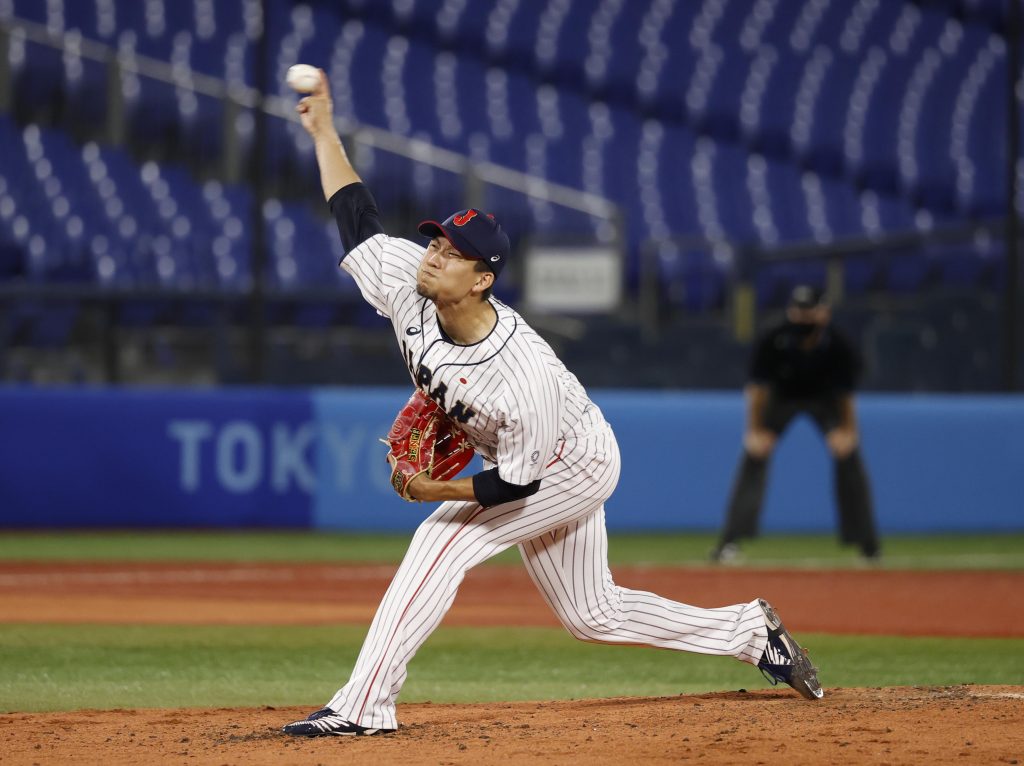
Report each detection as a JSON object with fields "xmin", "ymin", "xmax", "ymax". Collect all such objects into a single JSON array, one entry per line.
[{"xmin": 473, "ymin": 270, "xmax": 494, "ymax": 296}]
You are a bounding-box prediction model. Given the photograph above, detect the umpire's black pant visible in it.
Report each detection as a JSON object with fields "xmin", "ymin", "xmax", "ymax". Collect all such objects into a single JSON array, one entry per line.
[{"xmin": 716, "ymin": 394, "xmax": 880, "ymax": 557}]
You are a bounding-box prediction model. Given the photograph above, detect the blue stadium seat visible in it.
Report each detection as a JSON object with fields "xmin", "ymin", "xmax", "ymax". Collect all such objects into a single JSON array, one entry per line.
[
  {"xmin": 263, "ymin": 198, "xmax": 357, "ymax": 297},
  {"xmin": 652, "ymin": 121, "xmax": 700, "ymax": 239},
  {"xmin": 754, "ymin": 45, "xmax": 804, "ymax": 156},
  {"xmin": 344, "ymin": 22, "xmax": 391, "ymax": 129},
  {"xmin": 0, "ymin": 0, "xmax": 1009, "ymax": 318},
  {"xmin": 802, "ymin": 49, "xmax": 859, "ymax": 176},
  {"xmin": 497, "ymin": 0, "xmax": 548, "ymax": 65},
  {"xmin": 10, "ymin": 0, "xmax": 46, "ymax": 23},
  {"xmin": 700, "ymin": 48, "xmax": 750, "ymax": 141},
  {"xmin": 535, "ymin": 0, "xmax": 594, "ymax": 88},
  {"xmin": 956, "ymin": 32, "xmax": 1005, "ymax": 217},
  {"xmin": 764, "ymin": 158, "xmax": 813, "ymax": 243},
  {"xmin": 485, "ymin": 69, "xmax": 540, "ymax": 171},
  {"xmin": 10, "ymin": 38, "xmax": 65, "ymax": 117},
  {"xmin": 590, "ymin": 2, "xmax": 638, "ymax": 100},
  {"xmin": 633, "ymin": 2, "xmax": 700, "ymax": 121},
  {"xmin": 64, "ymin": 0, "xmax": 103, "ymax": 39},
  {"xmin": 713, "ymin": 141, "xmax": 756, "ymax": 243},
  {"xmin": 657, "ymin": 242, "xmax": 728, "ymax": 314},
  {"xmin": 448, "ymin": 56, "xmax": 489, "ymax": 152},
  {"xmin": 912, "ymin": 24, "xmax": 988, "ymax": 217}
]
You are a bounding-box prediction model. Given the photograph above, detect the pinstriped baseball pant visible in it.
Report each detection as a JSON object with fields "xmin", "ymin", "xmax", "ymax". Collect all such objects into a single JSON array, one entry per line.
[{"xmin": 327, "ymin": 425, "xmax": 769, "ymax": 730}]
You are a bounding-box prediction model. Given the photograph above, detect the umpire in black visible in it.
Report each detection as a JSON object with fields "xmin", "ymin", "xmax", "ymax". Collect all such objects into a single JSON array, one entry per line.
[{"xmin": 710, "ymin": 285, "xmax": 881, "ymax": 562}]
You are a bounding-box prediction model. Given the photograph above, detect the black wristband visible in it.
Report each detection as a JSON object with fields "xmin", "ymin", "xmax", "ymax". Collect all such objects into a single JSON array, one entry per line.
[{"xmin": 472, "ymin": 467, "xmax": 541, "ymax": 508}]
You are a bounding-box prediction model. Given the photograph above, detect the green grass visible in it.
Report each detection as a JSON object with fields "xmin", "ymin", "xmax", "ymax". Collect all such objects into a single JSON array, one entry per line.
[
  {"xmin": 1, "ymin": 624, "xmax": 1021, "ymax": 713},
  {"xmin": 1, "ymin": 532, "xmax": 1020, "ymax": 713},
  {"xmin": 0, "ymin": 531, "xmax": 1021, "ymax": 569}
]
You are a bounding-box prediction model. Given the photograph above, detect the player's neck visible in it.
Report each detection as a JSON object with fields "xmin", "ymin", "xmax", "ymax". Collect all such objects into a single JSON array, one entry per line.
[{"xmin": 435, "ymin": 299, "xmax": 497, "ymax": 345}]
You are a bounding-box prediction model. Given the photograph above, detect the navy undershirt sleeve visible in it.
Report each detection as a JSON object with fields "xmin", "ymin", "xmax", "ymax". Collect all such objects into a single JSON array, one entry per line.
[
  {"xmin": 472, "ymin": 468, "xmax": 541, "ymax": 508},
  {"xmin": 327, "ymin": 182, "xmax": 385, "ymax": 257}
]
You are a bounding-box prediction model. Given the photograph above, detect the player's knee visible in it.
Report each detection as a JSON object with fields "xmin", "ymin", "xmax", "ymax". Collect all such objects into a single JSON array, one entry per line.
[
  {"xmin": 564, "ymin": 604, "xmax": 623, "ymax": 641},
  {"xmin": 832, "ymin": 444, "xmax": 859, "ymax": 461},
  {"xmin": 744, "ymin": 444, "xmax": 773, "ymax": 460}
]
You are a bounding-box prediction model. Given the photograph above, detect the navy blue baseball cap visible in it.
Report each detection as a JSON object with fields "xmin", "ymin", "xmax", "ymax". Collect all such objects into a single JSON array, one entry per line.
[
  {"xmin": 789, "ymin": 284, "xmax": 825, "ymax": 309},
  {"xmin": 417, "ymin": 208, "xmax": 510, "ymax": 277}
]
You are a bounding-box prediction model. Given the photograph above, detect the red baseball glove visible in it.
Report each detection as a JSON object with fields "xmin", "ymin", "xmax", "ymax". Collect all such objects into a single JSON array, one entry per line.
[{"xmin": 384, "ymin": 389, "xmax": 475, "ymax": 500}]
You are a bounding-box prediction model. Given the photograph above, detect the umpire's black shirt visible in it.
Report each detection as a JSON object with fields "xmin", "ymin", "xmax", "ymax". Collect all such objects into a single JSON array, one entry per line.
[{"xmin": 749, "ymin": 322, "xmax": 860, "ymax": 399}]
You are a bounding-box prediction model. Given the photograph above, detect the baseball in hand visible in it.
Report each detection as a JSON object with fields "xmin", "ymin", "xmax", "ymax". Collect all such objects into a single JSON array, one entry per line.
[{"xmin": 286, "ymin": 64, "xmax": 320, "ymax": 93}]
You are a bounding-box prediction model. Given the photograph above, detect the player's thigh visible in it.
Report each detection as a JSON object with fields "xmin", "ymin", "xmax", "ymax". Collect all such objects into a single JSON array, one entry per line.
[
  {"xmin": 407, "ymin": 485, "xmax": 604, "ymax": 570},
  {"xmin": 518, "ymin": 505, "xmax": 611, "ymax": 581},
  {"xmin": 763, "ymin": 395, "xmax": 801, "ymax": 434},
  {"xmin": 804, "ymin": 395, "xmax": 842, "ymax": 433},
  {"xmin": 408, "ymin": 433, "xmax": 620, "ymax": 564}
]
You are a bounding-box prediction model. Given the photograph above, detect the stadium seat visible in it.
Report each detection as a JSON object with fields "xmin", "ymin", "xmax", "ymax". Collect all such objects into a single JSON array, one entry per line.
[{"xmin": 0, "ymin": 0, "xmax": 1009, "ymax": 321}]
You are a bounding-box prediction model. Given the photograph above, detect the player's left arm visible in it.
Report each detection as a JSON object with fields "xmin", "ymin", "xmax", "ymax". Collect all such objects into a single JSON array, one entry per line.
[
  {"xmin": 826, "ymin": 394, "xmax": 859, "ymax": 457},
  {"xmin": 405, "ymin": 475, "xmax": 477, "ymax": 502},
  {"xmin": 406, "ymin": 468, "xmax": 540, "ymax": 505},
  {"xmin": 405, "ymin": 376, "xmax": 556, "ymax": 506},
  {"xmin": 487, "ymin": 373, "xmax": 562, "ymax": 488}
]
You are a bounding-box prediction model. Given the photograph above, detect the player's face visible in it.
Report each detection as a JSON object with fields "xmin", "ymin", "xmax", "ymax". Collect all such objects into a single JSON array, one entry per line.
[
  {"xmin": 786, "ymin": 305, "xmax": 830, "ymax": 327},
  {"xmin": 416, "ymin": 237, "xmax": 493, "ymax": 304}
]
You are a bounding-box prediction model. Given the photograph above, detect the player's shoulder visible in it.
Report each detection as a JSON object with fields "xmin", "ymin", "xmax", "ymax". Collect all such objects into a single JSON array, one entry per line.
[
  {"xmin": 348, "ymin": 232, "xmax": 418, "ymax": 256},
  {"xmin": 756, "ymin": 321, "xmax": 787, "ymax": 348},
  {"xmin": 491, "ymin": 301, "xmax": 563, "ymax": 374},
  {"xmin": 379, "ymin": 233, "xmax": 423, "ymax": 258},
  {"xmin": 826, "ymin": 324, "xmax": 859, "ymax": 358},
  {"xmin": 827, "ymin": 323, "xmax": 853, "ymax": 344},
  {"xmin": 491, "ymin": 299, "xmax": 537, "ymax": 348}
]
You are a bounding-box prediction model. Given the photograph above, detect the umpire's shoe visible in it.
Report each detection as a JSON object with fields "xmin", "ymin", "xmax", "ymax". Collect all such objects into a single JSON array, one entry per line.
[
  {"xmin": 756, "ymin": 599, "xmax": 824, "ymax": 700},
  {"xmin": 282, "ymin": 707, "xmax": 396, "ymax": 737}
]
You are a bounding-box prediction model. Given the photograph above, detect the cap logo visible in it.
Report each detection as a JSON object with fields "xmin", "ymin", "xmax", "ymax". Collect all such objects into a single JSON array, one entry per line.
[
  {"xmin": 453, "ymin": 210, "xmax": 478, "ymax": 227},
  {"xmin": 490, "ymin": 255, "xmax": 500, "ymax": 262}
]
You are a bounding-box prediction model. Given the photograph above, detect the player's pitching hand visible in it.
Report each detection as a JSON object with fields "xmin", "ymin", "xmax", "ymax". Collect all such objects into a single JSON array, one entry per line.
[
  {"xmin": 296, "ymin": 69, "xmax": 334, "ymax": 138},
  {"xmin": 826, "ymin": 427, "xmax": 858, "ymax": 458}
]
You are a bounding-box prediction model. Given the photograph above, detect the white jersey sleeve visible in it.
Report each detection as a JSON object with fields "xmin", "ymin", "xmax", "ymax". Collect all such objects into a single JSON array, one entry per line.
[
  {"xmin": 340, "ymin": 234, "xmax": 423, "ymax": 317},
  {"xmin": 495, "ymin": 367, "xmax": 563, "ymax": 486}
]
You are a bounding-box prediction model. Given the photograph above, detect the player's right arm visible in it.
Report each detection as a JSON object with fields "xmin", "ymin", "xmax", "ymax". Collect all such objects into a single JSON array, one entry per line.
[
  {"xmin": 297, "ymin": 70, "xmax": 419, "ymax": 315},
  {"xmin": 742, "ymin": 383, "xmax": 775, "ymax": 458},
  {"xmin": 297, "ymin": 69, "xmax": 361, "ymax": 200},
  {"xmin": 296, "ymin": 69, "xmax": 384, "ymax": 256},
  {"xmin": 743, "ymin": 331, "xmax": 777, "ymax": 458}
]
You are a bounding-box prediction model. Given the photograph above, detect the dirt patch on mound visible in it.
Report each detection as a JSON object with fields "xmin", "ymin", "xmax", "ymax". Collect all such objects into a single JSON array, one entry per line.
[{"xmin": 3, "ymin": 686, "xmax": 1022, "ymax": 765}]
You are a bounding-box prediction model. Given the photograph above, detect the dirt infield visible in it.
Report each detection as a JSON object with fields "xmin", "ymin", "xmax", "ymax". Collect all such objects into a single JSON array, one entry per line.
[
  {"xmin": 3, "ymin": 687, "xmax": 1023, "ymax": 765},
  {"xmin": 1, "ymin": 561, "xmax": 1023, "ymax": 636},
  {"xmin": 2, "ymin": 562, "xmax": 1023, "ymax": 764}
]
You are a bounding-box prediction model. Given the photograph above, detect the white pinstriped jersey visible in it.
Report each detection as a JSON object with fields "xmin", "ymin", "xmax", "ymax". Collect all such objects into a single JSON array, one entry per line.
[
  {"xmin": 315, "ymin": 232, "xmax": 774, "ymax": 733},
  {"xmin": 341, "ymin": 233, "xmax": 606, "ymax": 486}
]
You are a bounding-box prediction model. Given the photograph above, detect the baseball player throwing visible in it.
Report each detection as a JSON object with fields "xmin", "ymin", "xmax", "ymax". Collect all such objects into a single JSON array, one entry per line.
[{"xmin": 283, "ymin": 71, "xmax": 823, "ymax": 737}]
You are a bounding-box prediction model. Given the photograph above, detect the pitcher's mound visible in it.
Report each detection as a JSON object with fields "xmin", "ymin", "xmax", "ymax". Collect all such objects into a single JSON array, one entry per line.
[{"xmin": 4, "ymin": 685, "xmax": 1022, "ymax": 765}]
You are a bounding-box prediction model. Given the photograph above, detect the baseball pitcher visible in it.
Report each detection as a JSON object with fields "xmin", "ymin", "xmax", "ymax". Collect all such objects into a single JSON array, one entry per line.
[{"xmin": 282, "ymin": 71, "xmax": 823, "ymax": 738}]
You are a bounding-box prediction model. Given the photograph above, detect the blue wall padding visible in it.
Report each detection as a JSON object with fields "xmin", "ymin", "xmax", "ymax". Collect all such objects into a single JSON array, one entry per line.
[{"xmin": 0, "ymin": 387, "xmax": 1020, "ymax": 532}]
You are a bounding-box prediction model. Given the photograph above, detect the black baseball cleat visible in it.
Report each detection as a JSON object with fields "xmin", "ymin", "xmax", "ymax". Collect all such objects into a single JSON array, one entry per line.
[
  {"xmin": 709, "ymin": 542, "xmax": 742, "ymax": 564},
  {"xmin": 756, "ymin": 598, "xmax": 824, "ymax": 700},
  {"xmin": 282, "ymin": 707, "xmax": 396, "ymax": 737}
]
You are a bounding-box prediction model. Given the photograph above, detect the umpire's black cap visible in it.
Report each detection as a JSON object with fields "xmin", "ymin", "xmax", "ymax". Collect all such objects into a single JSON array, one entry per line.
[
  {"xmin": 418, "ymin": 209, "xmax": 510, "ymax": 277},
  {"xmin": 789, "ymin": 284, "xmax": 825, "ymax": 309}
]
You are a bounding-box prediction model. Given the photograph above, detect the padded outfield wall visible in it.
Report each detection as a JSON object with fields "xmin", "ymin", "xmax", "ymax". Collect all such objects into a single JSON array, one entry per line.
[{"xmin": 0, "ymin": 387, "xmax": 1020, "ymax": 532}]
